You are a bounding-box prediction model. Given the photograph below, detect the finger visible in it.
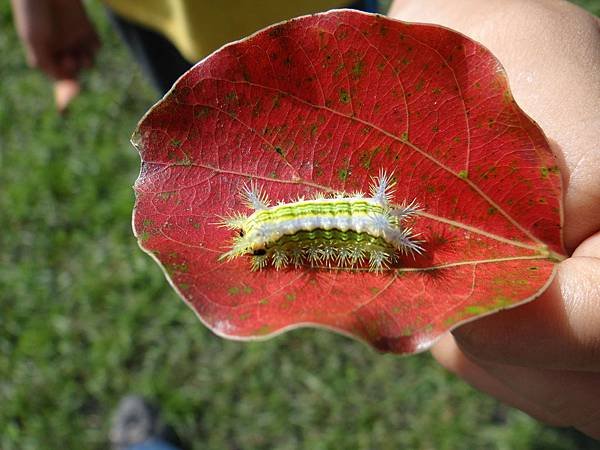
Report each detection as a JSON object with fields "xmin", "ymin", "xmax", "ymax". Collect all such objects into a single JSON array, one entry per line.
[
  {"xmin": 432, "ymin": 334, "xmax": 600, "ymax": 439},
  {"xmin": 452, "ymin": 253, "xmax": 600, "ymax": 371},
  {"xmin": 23, "ymin": 44, "xmax": 39, "ymax": 68},
  {"xmin": 53, "ymin": 78, "xmax": 80, "ymax": 114},
  {"xmin": 24, "ymin": 43, "xmax": 64, "ymax": 79},
  {"xmin": 574, "ymin": 230, "xmax": 600, "ymax": 257},
  {"xmin": 431, "ymin": 334, "xmax": 564, "ymax": 426}
]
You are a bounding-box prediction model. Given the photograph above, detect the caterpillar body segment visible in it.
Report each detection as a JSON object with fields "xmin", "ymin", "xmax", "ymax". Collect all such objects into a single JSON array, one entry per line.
[{"xmin": 220, "ymin": 172, "xmax": 422, "ymax": 272}]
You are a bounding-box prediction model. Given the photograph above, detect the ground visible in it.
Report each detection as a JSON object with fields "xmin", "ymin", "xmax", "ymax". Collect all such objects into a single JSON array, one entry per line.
[{"xmin": 1, "ymin": 1, "xmax": 599, "ymax": 449}]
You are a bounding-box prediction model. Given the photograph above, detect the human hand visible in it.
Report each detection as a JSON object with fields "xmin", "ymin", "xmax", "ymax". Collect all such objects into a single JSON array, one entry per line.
[
  {"xmin": 389, "ymin": 0, "xmax": 600, "ymax": 438},
  {"xmin": 11, "ymin": 0, "xmax": 100, "ymax": 111}
]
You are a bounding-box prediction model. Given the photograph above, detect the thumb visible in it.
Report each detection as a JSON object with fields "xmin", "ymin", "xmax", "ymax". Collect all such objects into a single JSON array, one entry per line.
[{"xmin": 450, "ymin": 231, "xmax": 600, "ymax": 371}]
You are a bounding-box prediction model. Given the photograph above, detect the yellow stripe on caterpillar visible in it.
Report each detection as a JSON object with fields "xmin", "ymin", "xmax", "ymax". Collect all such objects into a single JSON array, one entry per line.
[{"xmin": 220, "ymin": 170, "xmax": 422, "ymax": 272}]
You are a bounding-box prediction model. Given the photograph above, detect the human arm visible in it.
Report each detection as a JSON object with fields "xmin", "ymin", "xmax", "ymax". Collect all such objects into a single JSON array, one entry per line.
[{"xmin": 11, "ymin": 0, "xmax": 101, "ymax": 111}]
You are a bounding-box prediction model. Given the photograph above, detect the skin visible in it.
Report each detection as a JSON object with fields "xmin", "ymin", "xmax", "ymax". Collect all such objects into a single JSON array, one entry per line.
[
  {"xmin": 389, "ymin": 0, "xmax": 600, "ymax": 438},
  {"xmin": 11, "ymin": 0, "xmax": 100, "ymax": 111}
]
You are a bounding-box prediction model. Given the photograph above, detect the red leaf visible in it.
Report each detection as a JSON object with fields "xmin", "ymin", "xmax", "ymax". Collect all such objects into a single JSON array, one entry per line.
[{"xmin": 132, "ymin": 10, "xmax": 564, "ymax": 354}]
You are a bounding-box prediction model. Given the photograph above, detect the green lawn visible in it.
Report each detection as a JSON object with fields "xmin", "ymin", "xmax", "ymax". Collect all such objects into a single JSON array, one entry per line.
[{"xmin": 1, "ymin": 2, "xmax": 598, "ymax": 450}]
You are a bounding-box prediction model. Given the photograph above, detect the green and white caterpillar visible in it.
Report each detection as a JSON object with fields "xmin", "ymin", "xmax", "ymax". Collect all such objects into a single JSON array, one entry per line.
[{"xmin": 220, "ymin": 171, "xmax": 423, "ymax": 272}]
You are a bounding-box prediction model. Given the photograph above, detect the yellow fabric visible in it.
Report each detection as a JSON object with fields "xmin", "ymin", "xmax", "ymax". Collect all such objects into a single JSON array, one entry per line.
[{"xmin": 104, "ymin": 0, "xmax": 350, "ymax": 63}]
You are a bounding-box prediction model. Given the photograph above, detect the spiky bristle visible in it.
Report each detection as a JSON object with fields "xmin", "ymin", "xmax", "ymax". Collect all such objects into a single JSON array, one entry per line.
[
  {"xmin": 392, "ymin": 199, "xmax": 420, "ymax": 218},
  {"xmin": 272, "ymin": 248, "xmax": 289, "ymax": 270},
  {"xmin": 251, "ymin": 255, "xmax": 268, "ymax": 271},
  {"xmin": 218, "ymin": 233, "xmax": 254, "ymax": 262},
  {"xmin": 369, "ymin": 249, "xmax": 392, "ymax": 272},
  {"xmin": 396, "ymin": 227, "xmax": 424, "ymax": 255},
  {"xmin": 370, "ymin": 169, "xmax": 396, "ymax": 205},
  {"xmin": 241, "ymin": 182, "xmax": 270, "ymax": 210},
  {"xmin": 218, "ymin": 211, "xmax": 250, "ymax": 230}
]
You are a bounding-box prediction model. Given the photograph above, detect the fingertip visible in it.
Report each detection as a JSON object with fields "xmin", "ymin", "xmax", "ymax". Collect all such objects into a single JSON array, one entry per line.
[
  {"xmin": 430, "ymin": 332, "xmax": 460, "ymax": 369},
  {"xmin": 54, "ymin": 78, "xmax": 81, "ymax": 114}
]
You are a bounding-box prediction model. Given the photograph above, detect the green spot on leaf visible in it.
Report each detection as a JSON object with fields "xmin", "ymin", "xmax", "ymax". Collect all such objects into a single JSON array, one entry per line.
[
  {"xmin": 338, "ymin": 167, "xmax": 350, "ymax": 181},
  {"xmin": 351, "ymin": 59, "xmax": 365, "ymax": 78},
  {"xmin": 540, "ymin": 167, "xmax": 550, "ymax": 178},
  {"xmin": 493, "ymin": 295, "xmax": 513, "ymax": 308},
  {"xmin": 225, "ymin": 91, "xmax": 238, "ymax": 104},
  {"xmin": 401, "ymin": 326, "xmax": 413, "ymax": 337},
  {"xmin": 339, "ymin": 89, "xmax": 350, "ymax": 104},
  {"xmin": 458, "ymin": 170, "xmax": 468, "ymax": 179},
  {"xmin": 165, "ymin": 262, "xmax": 188, "ymax": 274},
  {"xmin": 159, "ymin": 191, "xmax": 176, "ymax": 201},
  {"xmin": 176, "ymin": 151, "xmax": 192, "ymax": 166},
  {"xmin": 272, "ymin": 93, "xmax": 282, "ymax": 108},
  {"xmin": 194, "ymin": 106, "xmax": 211, "ymax": 118},
  {"xmin": 254, "ymin": 325, "xmax": 271, "ymax": 336},
  {"xmin": 228, "ymin": 286, "xmax": 240, "ymax": 296},
  {"xmin": 228, "ymin": 284, "xmax": 253, "ymax": 296},
  {"xmin": 465, "ymin": 305, "xmax": 488, "ymax": 315},
  {"xmin": 415, "ymin": 78, "xmax": 425, "ymax": 92}
]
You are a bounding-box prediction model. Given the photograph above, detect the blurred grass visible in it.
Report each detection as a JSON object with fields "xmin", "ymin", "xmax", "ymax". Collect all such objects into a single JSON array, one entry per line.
[
  {"xmin": 1, "ymin": 2, "xmax": 599, "ymax": 450},
  {"xmin": 572, "ymin": 0, "xmax": 600, "ymax": 14}
]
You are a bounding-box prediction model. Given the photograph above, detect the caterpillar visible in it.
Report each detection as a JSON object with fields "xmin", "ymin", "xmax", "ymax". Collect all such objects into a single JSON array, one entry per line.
[{"xmin": 219, "ymin": 171, "xmax": 423, "ymax": 272}]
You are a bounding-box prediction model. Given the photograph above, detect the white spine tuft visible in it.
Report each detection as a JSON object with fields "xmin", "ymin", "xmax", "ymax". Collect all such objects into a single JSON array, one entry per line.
[
  {"xmin": 241, "ymin": 181, "xmax": 270, "ymax": 210},
  {"xmin": 370, "ymin": 169, "xmax": 396, "ymax": 205}
]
